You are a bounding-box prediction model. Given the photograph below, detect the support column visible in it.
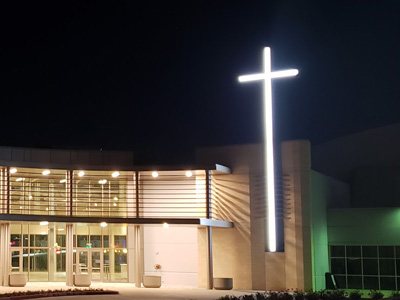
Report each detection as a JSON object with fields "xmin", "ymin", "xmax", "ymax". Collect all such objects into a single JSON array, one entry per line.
[
  {"xmin": 49, "ymin": 225, "xmax": 56, "ymax": 281},
  {"xmin": 206, "ymin": 226, "xmax": 213, "ymax": 289},
  {"xmin": 66, "ymin": 224, "xmax": 74, "ymax": 286},
  {"xmin": 0, "ymin": 223, "xmax": 10, "ymax": 286},
  {"xmin": 127, "ymin": 225, "xmax": 135, "ymax": 283},
  {"xmin": 134, "ymin": 225, "xmax": 144, "ymax": 287}
]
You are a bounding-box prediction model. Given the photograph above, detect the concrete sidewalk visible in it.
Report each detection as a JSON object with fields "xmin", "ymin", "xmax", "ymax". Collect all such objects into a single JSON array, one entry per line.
[{"xmin": 0, "ymin": 282, "xmax": 256, "ymax": 300}]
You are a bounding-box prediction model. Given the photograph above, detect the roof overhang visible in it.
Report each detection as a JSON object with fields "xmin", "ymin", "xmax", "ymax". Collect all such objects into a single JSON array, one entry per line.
[{"xmin": 0, "ymin": 214, "xmax": 233, "ymax": 228}]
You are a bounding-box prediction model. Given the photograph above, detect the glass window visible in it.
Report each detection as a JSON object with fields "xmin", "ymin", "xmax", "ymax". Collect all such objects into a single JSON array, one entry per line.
[
  {"xmin": 363, "ymin": 258, "xmax": 378, "ymax": 275},
  {"xmin": 347, "ymin": 246, "xmax": 361, "ymax": 257},
  {"xmin": 380, "ymin": 276, "xmax": 396, "ymax": 290},
  {"xmin": 56, "ymin": 235, "xmax": 66, "ymax": 247},
  {"xmin": 335, "ymin": 275, "xmax": 346, "ymax": 289},
  {"xmin": 330, "ymin": 245, "xmax": 345, "ymax": 257},
  {"xmin": 364, "ymin": 276, "xmax": 379, "ymax": 290},
  {"xmin": 114, "ymin": 235, "xmax": 126, "ymax": 248},
  {"xmin": 77, "ymin": 235, "xmax": 89, "ymax": 248},
  {"xmin": 103, "ymin": 236, "xmax": 109, "ymax": 248},
  {"xmin": 331, "ymin": 258, "xmax": 346, "ymax": 274},
  {"xmin": 9, "ymin": 167, "xmax": 69, "ymax": 216},
  {"xmin": 347, "ymin": 258, "xmax": 362, "ymax": 274},
  {"xmin": 10, "ymin": 234, "xmax": 21, "ymax": 247},
  {"xmin": 30, "ymin": 235, "xmax": 48, "ymax": 247},
  {"xmin": 380, "ymin": 259, "xmax": 395, "ymax": 276},
  {"xmin": 363, "ymin": 246, "xmax": 378, "ymax": 258},
  {"xmin": 347, "ymin": 275, "xmax": 362, "ymax": 289},
  {"xmin": 23, "ymin": 234, "xmax": 28, "ymax": 247},
  {"xmin": 379, "ymin": 246, "xmax": 395, "ymax": 258},
  {"xmin": 90, "ymin": 235, "xmax": 102, "ymax": 248}
]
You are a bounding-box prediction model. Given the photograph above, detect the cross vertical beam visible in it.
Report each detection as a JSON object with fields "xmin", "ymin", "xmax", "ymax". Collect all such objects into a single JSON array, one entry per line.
[{"xmin": 238, "ymin": 47, "xmax": 298, "ymax": 252}]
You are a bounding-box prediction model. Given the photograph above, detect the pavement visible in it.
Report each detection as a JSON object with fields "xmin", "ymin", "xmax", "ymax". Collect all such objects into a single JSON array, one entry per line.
[{"xmin": 0, "ymin": 282, "xmax": 256, "ymax": 300}]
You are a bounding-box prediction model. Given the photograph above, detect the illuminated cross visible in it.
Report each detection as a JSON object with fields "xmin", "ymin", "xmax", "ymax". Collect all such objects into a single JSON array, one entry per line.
[{"xmin": 238, "ymin": 47, "xmax": 298, "ymax": 252}]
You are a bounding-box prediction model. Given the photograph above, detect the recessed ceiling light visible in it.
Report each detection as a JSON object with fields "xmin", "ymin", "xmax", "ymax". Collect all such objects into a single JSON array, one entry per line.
[
  {"xmin": 100, "ymin": 222, "xmax": 107, "ymax": 228},
  {"xmin": 42, "ymin": 170, "xmax": 51, "ymax": 176},
  {"xmin": 10, "ymin": 168, "xmax": 17, "ymax": 174},
  {"xmin": 152, "ymin": 171, "xmax": 159, "ymax": 178},
  {"xmin": 111, "ymin": 171, "xmax": 120, "ymax": 178}
]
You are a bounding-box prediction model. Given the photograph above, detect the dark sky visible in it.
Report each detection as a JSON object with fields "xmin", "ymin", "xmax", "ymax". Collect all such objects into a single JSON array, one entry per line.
[{"xmin": 0, "ymin": 1, "xmax": 399, "ymax": 162}]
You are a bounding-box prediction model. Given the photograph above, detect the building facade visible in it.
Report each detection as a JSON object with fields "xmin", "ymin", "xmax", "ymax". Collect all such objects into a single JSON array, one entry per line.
[
  {"xmin": 2, "ymin": 134, "xmax": 391, "ymax": 291},
  {"xmin": 0, "ymin": 146, "xmax": 234, "ymax": 288}
]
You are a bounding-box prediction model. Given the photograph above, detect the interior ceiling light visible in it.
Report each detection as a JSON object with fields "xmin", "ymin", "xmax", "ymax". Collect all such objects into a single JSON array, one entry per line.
[
  {"xmin": 151, "ymin": 171, "xmax": 159, "ymax": 178},
  {"xmin": 42, "ymin": 170, "xmax": 51, "ymax": 176},
  {"xmin": 60, "ymin": 179, "xmax": 67, "ymax": 183},
  {"xmin": 16, "ymin": 178, "xmax": 25, "ymax": 182},
  {"xmin": 113, "ymin": 197, "xmax": 118, "ymax": 201},
  {"xmin": 10, "ymin": 168, "xmax": 17, "ymax": 174},
  {"xmin": 98, "ymin": 179, "xmax": 107, "ymax": 185},
  {"xmin": 39, "ymin": 221, "xmax": 49, "ymax": 226},
  {"xmin": 78, "ymin": 171, "xmax": 85, "ymax": 177},
  {"xmin": 163, "ymin": 222, "xmax": 169, "ymax": 228},
  {"xmin": 185, "ymin": 170, "xmax": 193, "ymax": 177},
  {"xmin": 111, "ymin": 171, "xmax": 120, "ymax": 178}
]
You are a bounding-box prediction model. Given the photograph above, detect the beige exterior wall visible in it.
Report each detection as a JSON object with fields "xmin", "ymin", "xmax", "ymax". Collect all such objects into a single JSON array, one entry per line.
[
  {"xmin": 281, "ymin": 140, "xmax": 312, "ymax": 291},
  {"xmin": 265, "ymin": 252, "xmax": 286, "ymax": 290},
  {"xmin": 197, "ymin": 141, "xmax": 313, "ymax": 291},
  {"xmin": 196, "ymin": 144, "xmax": 266, "ymax": 290}
]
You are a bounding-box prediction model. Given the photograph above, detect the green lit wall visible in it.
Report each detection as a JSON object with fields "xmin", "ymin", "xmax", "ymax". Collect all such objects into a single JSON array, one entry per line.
[
  {"xmin": 310, "ymin": 171, "xmax": 330, "ymax": 290},
  {"xmin": 328, "ymin": 208, "xmax": 400, "ymax": 245}
]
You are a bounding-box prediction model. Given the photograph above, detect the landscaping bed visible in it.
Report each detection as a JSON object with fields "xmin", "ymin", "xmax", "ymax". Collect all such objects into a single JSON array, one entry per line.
[
  {"xmin": 218, "ymin": 290, "xmax": 400, "ymax": 300},
  {"xmin": 0, "ymin": 288, "xmax": 118, "ymax": 300}
]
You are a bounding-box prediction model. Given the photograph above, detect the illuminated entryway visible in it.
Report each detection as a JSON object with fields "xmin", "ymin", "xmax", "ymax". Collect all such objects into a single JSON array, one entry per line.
[{"xmin": 10, "ymin": 222, "xmax": 128, "ymax": 283}]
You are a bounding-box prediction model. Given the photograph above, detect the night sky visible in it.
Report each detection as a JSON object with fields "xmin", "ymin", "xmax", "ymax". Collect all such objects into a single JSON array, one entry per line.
[{"xmin": 1, "ymin": 1, "xmax": 399, "ymax": 163}]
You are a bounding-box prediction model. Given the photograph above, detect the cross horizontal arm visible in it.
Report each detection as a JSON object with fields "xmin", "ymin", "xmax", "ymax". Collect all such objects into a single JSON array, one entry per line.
[{"xmin": 238, "ymin": 69, "xmax": 299, "ymax": 82}]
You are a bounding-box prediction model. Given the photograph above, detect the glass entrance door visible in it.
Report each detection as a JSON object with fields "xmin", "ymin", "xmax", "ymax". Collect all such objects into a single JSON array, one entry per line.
[
  {"xmin": 91, "ymin": 250, "xmax": 102, "ymax": 281},
  {"xmin": 76, "ymin": 249, "xmax": 103, "ymax": 281}
]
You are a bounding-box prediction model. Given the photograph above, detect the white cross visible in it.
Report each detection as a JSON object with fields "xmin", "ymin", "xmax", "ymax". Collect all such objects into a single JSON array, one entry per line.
[{"xmin": 238, "ymin": 47, "xmax": 298, "ymax": 252}]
